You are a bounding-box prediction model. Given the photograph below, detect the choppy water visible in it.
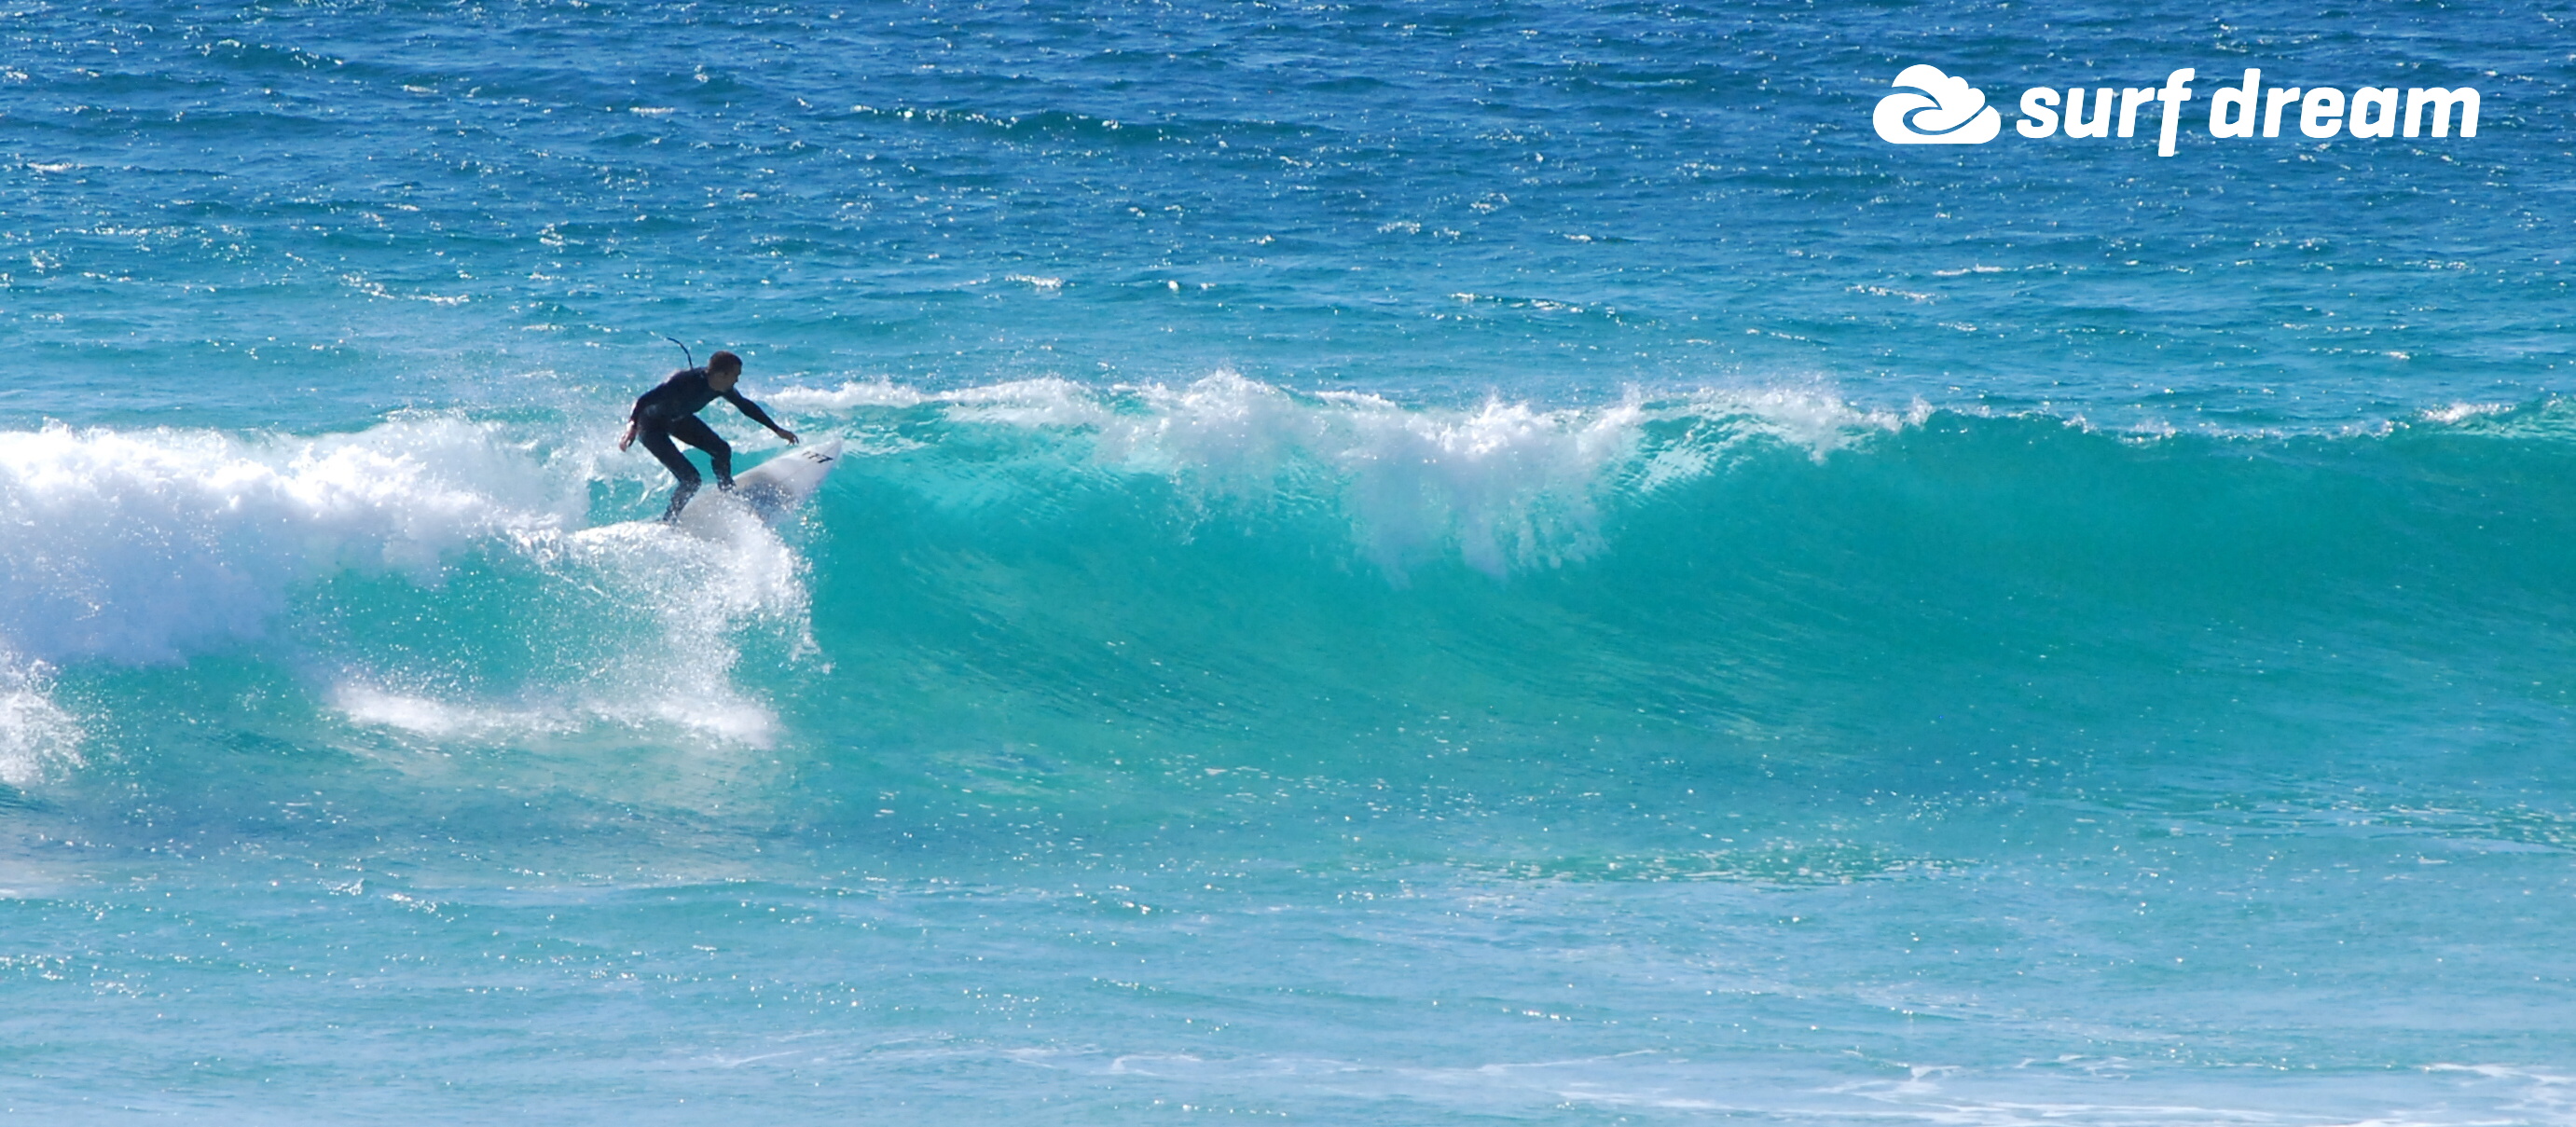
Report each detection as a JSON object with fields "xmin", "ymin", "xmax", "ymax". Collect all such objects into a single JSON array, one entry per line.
[{"xmin": 4, "ymin": 1, "xmax": 2573, "ymax": 1122}]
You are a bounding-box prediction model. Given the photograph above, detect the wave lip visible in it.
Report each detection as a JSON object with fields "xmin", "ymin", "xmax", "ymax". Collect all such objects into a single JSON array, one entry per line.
[
  {"xmin": 1109, "ymin": 374, "xmax": 1645, "ymax": 575},
  {"xmin": 776, "ymin": 372, "xmax": 1914, "ymax": 576}
]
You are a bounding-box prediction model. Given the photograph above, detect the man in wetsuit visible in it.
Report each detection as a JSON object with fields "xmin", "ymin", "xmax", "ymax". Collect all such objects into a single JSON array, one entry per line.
[{"xmin": 618, "ymin": 350, "xmax": 800, "ymax": 520}]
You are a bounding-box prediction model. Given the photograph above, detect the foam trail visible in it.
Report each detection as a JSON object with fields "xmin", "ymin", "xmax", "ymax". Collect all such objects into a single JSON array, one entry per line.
[
  {"xmin": 329, "ymin": 684, "xmax": 579, "ymax": 741},
  {"xmin": 325, "ymin": 501, "xmax": 812, "ymax": 749},
  {"xmin": 549, "ymin": 510, "xmax": 808, "ymax": 745}
]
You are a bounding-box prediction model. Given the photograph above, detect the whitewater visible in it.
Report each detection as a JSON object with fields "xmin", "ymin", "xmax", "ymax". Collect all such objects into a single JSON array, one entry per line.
[{"xmin": 5, "ymin": 0, "xmax": 2573, "ymax": 1122}]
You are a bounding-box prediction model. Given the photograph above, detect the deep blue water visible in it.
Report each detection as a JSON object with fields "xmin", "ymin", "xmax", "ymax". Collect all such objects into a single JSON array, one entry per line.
[{"xmin": 3, "ymin": 1, "xmax": 2573, "ymax": 1122}]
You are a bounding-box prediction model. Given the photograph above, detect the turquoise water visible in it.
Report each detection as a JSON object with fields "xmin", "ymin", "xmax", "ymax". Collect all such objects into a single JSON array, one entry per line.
[{"xmin": 4, "ymin": 2, "xmax": 2574, "ymax": 1121}]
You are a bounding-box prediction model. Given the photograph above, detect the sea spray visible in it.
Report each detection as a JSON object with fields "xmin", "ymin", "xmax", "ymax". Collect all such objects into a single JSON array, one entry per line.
[{"xmin": 0, "ymin": 658, "xmax": 81, "ymax": 789}]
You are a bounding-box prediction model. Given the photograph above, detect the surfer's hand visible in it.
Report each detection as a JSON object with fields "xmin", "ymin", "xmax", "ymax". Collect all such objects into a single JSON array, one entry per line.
[
  {"xmin": 776, "ymin": 428, "xmax": 800, "ymax": 445},
  {"xmin": 617, "ymin": 420, "xmax": 637, "ymax": 452}
]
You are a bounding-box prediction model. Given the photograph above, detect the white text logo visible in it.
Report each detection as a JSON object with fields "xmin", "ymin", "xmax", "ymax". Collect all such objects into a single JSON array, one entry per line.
[{"xmin": 1879, "ymin": 66, "xmax": 2481, "ymax": 155}]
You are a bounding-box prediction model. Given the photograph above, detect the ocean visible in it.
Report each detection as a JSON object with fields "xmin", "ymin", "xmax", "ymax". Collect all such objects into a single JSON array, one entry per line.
[{"xmin": 3, "ymin": 0, "xmax": 2572, "ymax": 1121}]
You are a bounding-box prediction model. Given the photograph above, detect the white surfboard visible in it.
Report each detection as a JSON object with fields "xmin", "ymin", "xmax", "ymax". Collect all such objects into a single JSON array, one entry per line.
[{"xmin": 677, "ymin": 437, "xmax": 844, "ymax": 532}]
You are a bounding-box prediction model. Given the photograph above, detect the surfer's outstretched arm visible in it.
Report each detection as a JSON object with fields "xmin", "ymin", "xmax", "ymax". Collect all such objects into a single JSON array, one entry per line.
[{"xmin": 721, "ymin": 389, "xmax": 798, "ymax": 445}]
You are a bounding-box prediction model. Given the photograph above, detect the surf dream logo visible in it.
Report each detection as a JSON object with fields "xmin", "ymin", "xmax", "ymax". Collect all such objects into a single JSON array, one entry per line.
[
  {"xmin": 1873, "ymin": 64, "xmax": 2002, "ymax": 144},
  {"xmin": 1873, "ymin": 65, "xmax": 2481, "ymax": 155}
]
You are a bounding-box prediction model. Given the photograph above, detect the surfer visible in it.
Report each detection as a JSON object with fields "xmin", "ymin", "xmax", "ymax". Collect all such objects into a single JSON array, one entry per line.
[{"xmin": 618, "ymin": 350, "xmax": 800, "ymax": 521}]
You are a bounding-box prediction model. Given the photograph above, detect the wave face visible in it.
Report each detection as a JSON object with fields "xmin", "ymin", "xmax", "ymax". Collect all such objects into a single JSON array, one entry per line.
[
  {"xmin": 7, "ymin": 385, "xmax": 2574, "ymax": 1120},
  {"xmin": 15, "ymin": 382, "xmax": 2570, "ymax": 805},
  {"xmin": 773, "ymin": 376, "xmax": 2576, "ymax": 798}
]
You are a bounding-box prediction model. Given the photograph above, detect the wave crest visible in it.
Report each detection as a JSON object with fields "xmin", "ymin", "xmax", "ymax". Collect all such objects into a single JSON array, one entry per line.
[{"xmin": 778, "ymin": 373, "xmax": 1905, "ymax": 575}]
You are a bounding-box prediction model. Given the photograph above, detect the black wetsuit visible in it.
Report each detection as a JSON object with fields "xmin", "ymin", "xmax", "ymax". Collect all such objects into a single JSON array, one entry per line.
[{"xmin": 630, "ymin": 367, "xmax": 784, "ymax": 520}]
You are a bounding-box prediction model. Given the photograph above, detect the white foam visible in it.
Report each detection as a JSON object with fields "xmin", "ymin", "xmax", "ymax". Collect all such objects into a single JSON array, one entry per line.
[
  {"xmin": 2420, "ymin": 401, "xmax": 2514, "ymax": 424},
  {"xmin": 331, "ymin": 684, "xmax": 578, "ymax": 741},
  {"xmin": 938, "ymin": 377, "xmax": 1119, "ymax": 428},
  {"xmin": 0, "ymin": 418, "xmax": 810, "ymax": 754},
  {"xmin": 1069, "ymin": 373, "xmax": 1640, "ymax": 575},
  {"xmin": 334, "ymin": 675, "xmax": 779, "ymax": 749},
  {"xmin": 550, "ymin": 513, "xmax": 806, "ymax": 746},
  {"xmin": 1675, "ymin": 385, "xmax": 1915, "ymax": 456},
  {"xmin": 0, "ymin": 658, "xmax": 80, "ymax": 788},
  {"xmin": 0, "ymin": 417, "xmax": 585, "ymax": 665},
  {"xmin": 765, "ymin": 380, "xmax": 929, "ymax": 411}
]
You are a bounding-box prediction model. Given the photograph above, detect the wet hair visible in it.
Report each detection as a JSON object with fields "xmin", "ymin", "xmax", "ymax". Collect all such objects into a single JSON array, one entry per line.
[{"xmin": 708, "ymin": 350, "xmax": 743, "ymax": 373}]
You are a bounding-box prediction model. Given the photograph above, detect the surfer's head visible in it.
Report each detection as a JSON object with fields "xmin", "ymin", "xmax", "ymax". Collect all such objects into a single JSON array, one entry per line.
[{"xmin": 707, "ymin": 350, "xmax": 743, "ymax": 392}]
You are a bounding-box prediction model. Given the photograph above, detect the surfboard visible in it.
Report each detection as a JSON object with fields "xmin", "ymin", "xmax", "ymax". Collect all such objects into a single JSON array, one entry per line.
[{"xmin": 676, "ymin": 437, "xmax": 844, "ymax": 532}]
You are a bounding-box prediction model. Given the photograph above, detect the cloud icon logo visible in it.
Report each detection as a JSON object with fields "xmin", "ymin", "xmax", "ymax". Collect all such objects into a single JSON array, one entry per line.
[{"xmin": 1873, "ymin": 64, "xmax": 2002, "ymax": 144}]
